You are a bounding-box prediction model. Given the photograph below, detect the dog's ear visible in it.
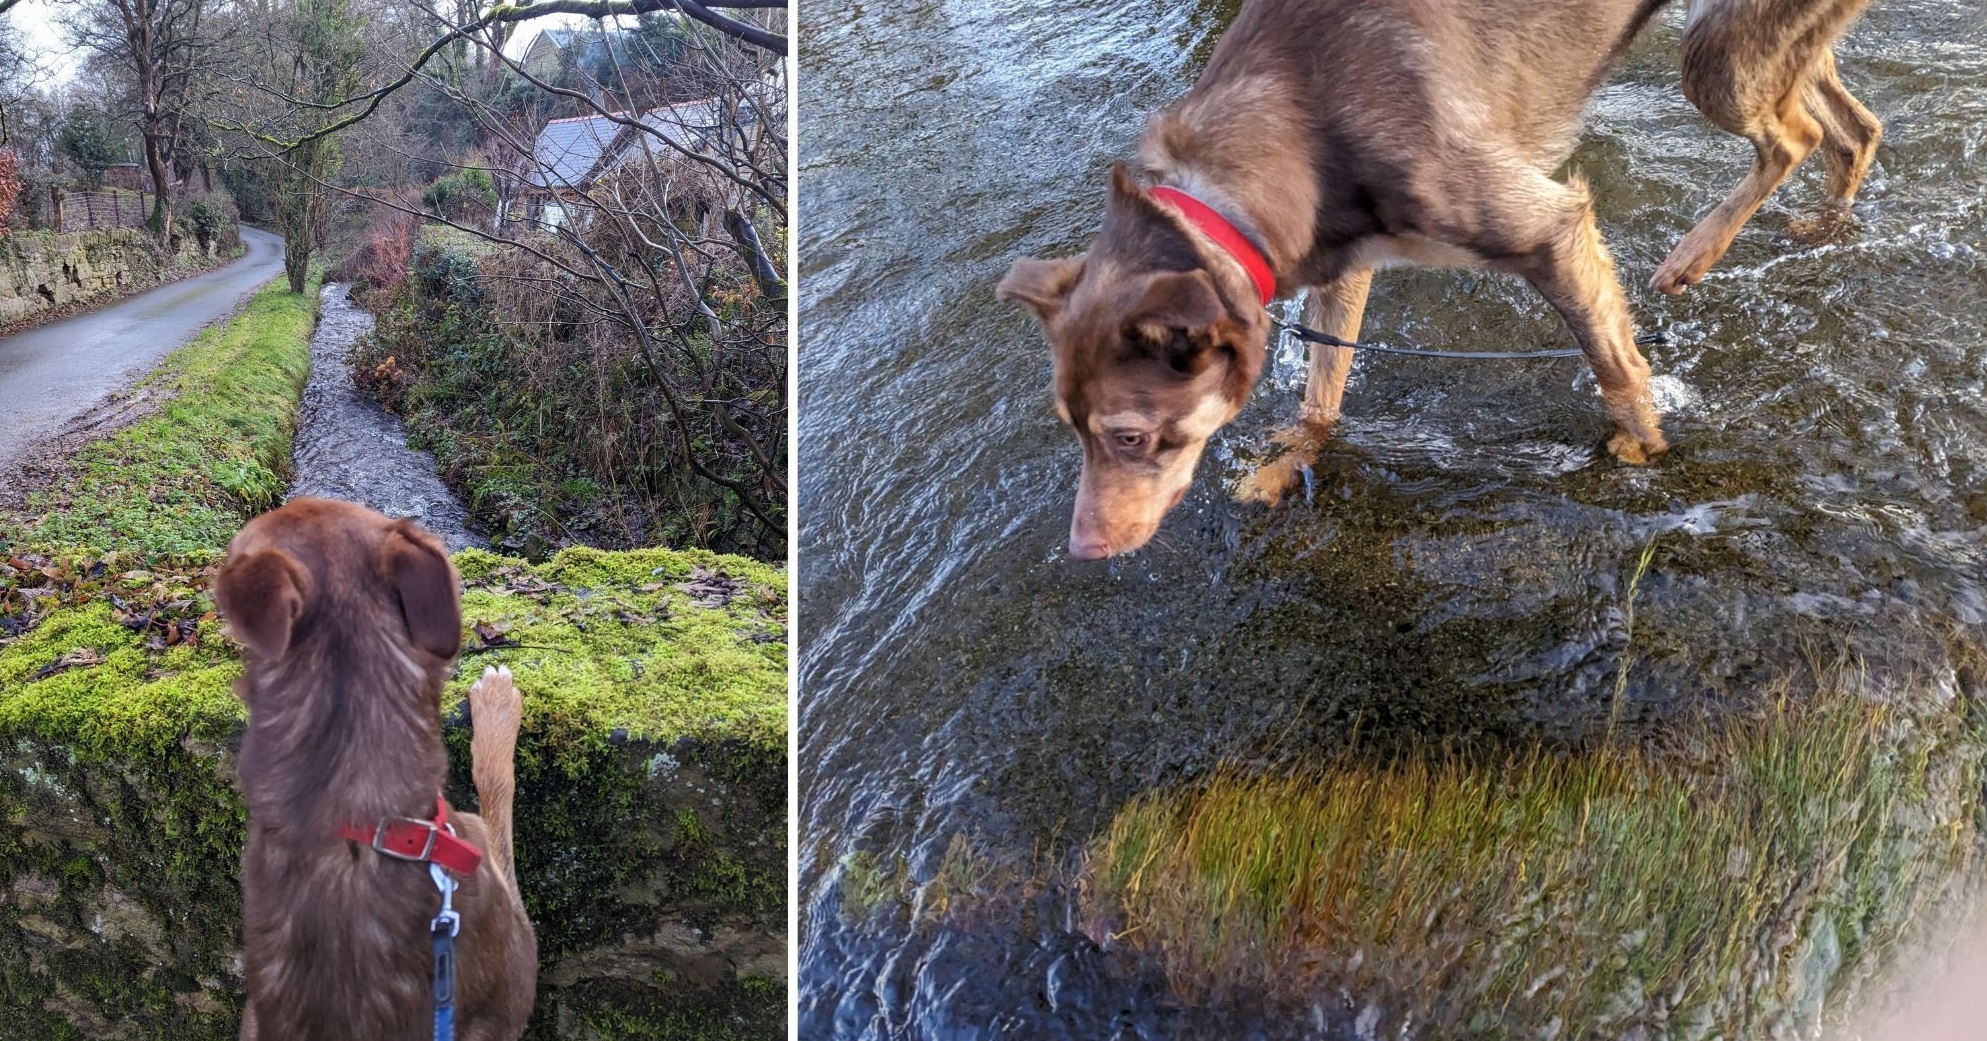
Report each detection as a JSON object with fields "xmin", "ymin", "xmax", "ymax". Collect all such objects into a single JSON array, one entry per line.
[
  {"xmin": 1106, "ymin": 162, "xmax": 1147, "ymax": 208},
  {"xmin": 215, "ymin": 549, "xmax": 311, "ymax": 661},
  {"xmin": 997, "ymin": 254, "xmax": 1085, "ymax": 324},
  {"xmin": 1125, "ymin": 269, "xmax": 1232, "ymax": 375},
  {"xmin": 1130, "ymin": 269, "xmax": 1227, "ymax": 333},
  {"xmin": 383, "ymin": 525, "xmax": 462, "ymax": 659}
]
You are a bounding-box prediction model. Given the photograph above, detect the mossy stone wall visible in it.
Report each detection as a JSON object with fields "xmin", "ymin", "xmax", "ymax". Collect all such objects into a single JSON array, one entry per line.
[
  {"xmin": 0, "ymin": 547, "xmax": 787, "ymax": 1040},
  {"xmin": 0, "ymin": 229, "xmax": 223, "ymax": 329}
]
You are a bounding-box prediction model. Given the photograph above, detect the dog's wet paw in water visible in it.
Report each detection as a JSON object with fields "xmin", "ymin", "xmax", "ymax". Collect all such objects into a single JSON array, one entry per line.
[
  {"xmin": 1784, "ymin": 205, "xmax": 1860, "ymax": 245},
  {"xmin": 1234, "ymin": 419, "xmax": 1336, "ymax": 506},
  {"xmin": 1607, "ymin": 428, "xmax": 1670, "ymax": 466}
]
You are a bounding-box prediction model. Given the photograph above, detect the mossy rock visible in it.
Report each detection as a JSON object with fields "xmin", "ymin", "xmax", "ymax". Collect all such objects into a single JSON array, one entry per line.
[{"xmin": 0, "ymin": 546, "xmax": 788, "ymax": 1039}]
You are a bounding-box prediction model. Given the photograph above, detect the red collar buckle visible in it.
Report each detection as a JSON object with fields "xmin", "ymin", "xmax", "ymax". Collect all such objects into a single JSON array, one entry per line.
[
  {"xmin": 1148, "ymin": 185, "xmax": 1278, "ymax": 307},
  {"xmin": 339, "ymin": 796, "xmax": 484, "ymax": 878}
]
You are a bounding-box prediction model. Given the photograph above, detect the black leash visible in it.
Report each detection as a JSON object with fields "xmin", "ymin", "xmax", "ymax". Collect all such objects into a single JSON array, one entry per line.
[{"xmin": 1271, "ymin": 312, "xmax": 1669, "ymax": 360}]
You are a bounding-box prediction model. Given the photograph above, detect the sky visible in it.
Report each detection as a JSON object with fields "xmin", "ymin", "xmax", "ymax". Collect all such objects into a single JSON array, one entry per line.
[
  {"xmin": 10, "ymin": 0, "xmax": 77, "ymax": 85},
  {"xmin": 1, "ymin": 3, "xmax": 584, "ymax": 90}
]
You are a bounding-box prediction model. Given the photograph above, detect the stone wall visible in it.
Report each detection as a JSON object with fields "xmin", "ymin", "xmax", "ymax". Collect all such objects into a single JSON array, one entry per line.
[
  {"xmin": 0, "ymin": 728, "xmax": 786, "ymax": 1040},
  {"xmin": 0, "ymin": 229, "xmax": 219, "ymax": 328}
]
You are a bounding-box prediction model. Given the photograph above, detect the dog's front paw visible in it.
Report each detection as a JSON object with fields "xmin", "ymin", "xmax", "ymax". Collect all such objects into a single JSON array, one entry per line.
[
  {"xmin": 468, "ymin": 665, "xmax": 522, "ymax": 727},
  {"xmin": 1235, "ymin": 458, "xmax": 1304, "ymax": 506},
  {"xmin": 1234, "ymin": 419, "xmax": 1334, "ymax": 506},
  {"xmin": 1607, "ymin": 428, "xmax": 1669, "ymax": 465},
  {"xmin": 1649, "ymin": 255, "xmax": 1705, "ymax": 296},
  {"xmin": 1650, "ymin": 237, "xmax": 1721, "ymax": 295}
]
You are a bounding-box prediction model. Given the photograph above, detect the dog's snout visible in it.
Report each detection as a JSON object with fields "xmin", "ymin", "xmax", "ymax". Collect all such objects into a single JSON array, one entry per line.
[
  {"xmin": 1072, "ymin": 512, "xmax": 1120, "ymax": 556},
  {"xmin": 1068, "ymin": 529, "xmax": 1112, "ymax": 560}
]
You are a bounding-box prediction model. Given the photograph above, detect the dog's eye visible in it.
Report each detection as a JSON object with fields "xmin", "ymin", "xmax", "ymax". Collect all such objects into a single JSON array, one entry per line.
[{"xmin": 1115, "ymin": 432, "xmax": 1147, "ymax": 450}]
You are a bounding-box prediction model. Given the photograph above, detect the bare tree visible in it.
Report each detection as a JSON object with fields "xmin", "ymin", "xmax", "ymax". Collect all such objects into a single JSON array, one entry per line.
[
  {"xmin": 0, "ymin": 20, "xmax": 34, "ymax": 145},
  {"xmin": 221, "ymin": 0, "xmax": 366, "ymax": 289},
  {"xmin": 417, "ymin": 10, "xmax": 786, "ymax": 552},
  {"xmin": 61, "ymin": 0, "xmax": 218, "ymax": 239},
  {"xmin": 221, "ymin": 0, "xmax": 787, "ymax": 553}
]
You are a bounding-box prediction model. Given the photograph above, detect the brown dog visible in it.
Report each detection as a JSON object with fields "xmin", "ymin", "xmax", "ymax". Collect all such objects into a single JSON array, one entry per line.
[
  {"xmin": 214, "ymin": 497, "xmax": 536, "ymax": 1041},
  {"xmin": 1001, "ymin": 0, "xmax": 1880, "ymax": 558}
]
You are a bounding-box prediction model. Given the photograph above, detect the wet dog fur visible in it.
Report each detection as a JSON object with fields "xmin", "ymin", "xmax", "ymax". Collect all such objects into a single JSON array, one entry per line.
[
  {"xmin": 215, "ymin": 497, "xmax": 536, "ymax": 1041},
  {"xmin": 1001, "ymin": 0, "xmax": 1880, "ymax": 559}
]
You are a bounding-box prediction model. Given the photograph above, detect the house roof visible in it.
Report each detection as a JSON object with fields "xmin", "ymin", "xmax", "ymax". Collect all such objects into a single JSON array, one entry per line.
[
  {"xmin": 525, "ymin": 96, "xmax": 761, "ymax": 190},
  {"xmin": 524, "ymin": 111, "xmax": 624, "ymax": 190},
  {"xmin": 527, "ymin": 28, "xmax": 620, "ymax": 69}
]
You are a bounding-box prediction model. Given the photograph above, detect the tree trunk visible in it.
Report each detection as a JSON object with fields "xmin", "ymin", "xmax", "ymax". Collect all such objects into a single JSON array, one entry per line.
[
  {"xmin": 280, "ymin": 138, "xmax": 325, "ymax": 294},
  {"xmin": 144, "ymin": 131, "xmax": 174, "ymax": 242}
]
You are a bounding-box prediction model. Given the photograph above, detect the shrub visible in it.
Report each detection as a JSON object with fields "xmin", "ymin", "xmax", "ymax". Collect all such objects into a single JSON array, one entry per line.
[
  {"xmin": 409, "ymin": 231, "xmax": 495, "ymax": 321},
  {"xmin": 0, "ymin": 150, "xmax": 20, "ymax": 233},
  {"xmin": 175, "ymin": 191, "xmax": 240, "ymax": 252},
  {"xmin": 420, "ymin": 168, "xmax": 498, "ymax": 223},
  {"xmin": 326, "ymin": 208, "xmax": 417, "ymax": 304}
]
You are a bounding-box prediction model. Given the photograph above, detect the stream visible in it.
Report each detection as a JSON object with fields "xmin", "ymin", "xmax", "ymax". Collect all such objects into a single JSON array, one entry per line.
[
  {"xmin": 287, "ymin": 283, "xmax": 483, "ymax": 552},
  {"xmin": 798, "ymin": 0, "xmax": 1987, "ymax": 1037}
]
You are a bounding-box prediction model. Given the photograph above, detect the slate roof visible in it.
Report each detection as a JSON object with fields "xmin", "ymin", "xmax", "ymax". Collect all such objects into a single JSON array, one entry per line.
[
  {"xmin": 524, "ymin": 112, "xmax": 624, "ymax": 190},
  {"xmin": 526, "ymin": 96, "xmax": 761, "ymax": 191}
]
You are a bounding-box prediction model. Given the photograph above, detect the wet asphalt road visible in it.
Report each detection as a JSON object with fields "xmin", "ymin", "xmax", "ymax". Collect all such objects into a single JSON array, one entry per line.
[{"xmin": 0, "ymin": 226, "xmax": 285, "ymax": 473}]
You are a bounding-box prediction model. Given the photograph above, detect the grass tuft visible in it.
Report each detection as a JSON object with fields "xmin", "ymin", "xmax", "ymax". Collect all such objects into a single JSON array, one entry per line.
[{"xmin": 1083, "ymin": 675, "xmax": 1982, "ymax": 1038}]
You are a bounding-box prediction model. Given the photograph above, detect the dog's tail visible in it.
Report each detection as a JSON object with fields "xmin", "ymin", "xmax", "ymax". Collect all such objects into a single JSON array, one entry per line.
[{"xmin": 467, "ymin": 665, "xmax": 523, "ymax": 888}]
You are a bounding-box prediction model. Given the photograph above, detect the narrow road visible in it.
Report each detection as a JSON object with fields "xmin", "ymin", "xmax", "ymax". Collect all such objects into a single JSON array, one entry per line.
[{"xmin": 0, "ymin": 226, "xmax": 285, "ymax": 473}]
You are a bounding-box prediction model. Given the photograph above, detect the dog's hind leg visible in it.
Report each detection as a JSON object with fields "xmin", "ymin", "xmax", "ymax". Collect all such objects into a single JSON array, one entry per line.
[
  {"xmin": 468, "ymin": 665, "xmax": 523, "ymax": 887},
  {"xmin": 1235, "ymin": 268, "xmax": 1373, "ymax": 506},
  {"xmin": 1805, "ymin": 49, "xmax": 1881, "ymax": 207},
  {"xmin": 1512, "ymin": 175, "xmax": 1668, "ymax": 463},
  {"xmin": 1653, "ymin": 0, "xmax": 1872, "ymax": 293},
  {"xmin": 1651, "ymin": 84, "xmax": 1822, "ymax": 294}
]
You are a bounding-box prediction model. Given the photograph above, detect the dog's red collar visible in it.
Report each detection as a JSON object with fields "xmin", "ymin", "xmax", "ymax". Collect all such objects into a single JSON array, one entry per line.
[
  {"xmin": 339, "ymin": 797, "xmax": 484, "ymax": 877},
  {"xmin": 1148, "ymin": 185, "xmax": 1277, "ymax": 306}
]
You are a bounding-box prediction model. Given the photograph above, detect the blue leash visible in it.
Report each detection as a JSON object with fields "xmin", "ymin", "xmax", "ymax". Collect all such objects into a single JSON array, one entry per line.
[{"xmin": 429, "ymin": 862, "xmax": 461, "ymax": 1041}]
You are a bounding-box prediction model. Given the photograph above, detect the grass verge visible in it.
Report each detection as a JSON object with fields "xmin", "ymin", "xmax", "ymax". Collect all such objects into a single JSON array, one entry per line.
[
  {"xmin": 1081, "ymin": 673, "xmax": 1983, "ymax": 1039},
  {"xmin": 0, "ymin": 277, "xmax": 318, "ymax": 556}
]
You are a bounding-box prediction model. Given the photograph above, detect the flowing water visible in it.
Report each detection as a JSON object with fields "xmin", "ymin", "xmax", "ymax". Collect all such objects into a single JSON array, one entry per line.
[
  {"xmin": 798, "ymin": 2, "xmax": 1987, "ymax": 1036},
  {"xmin": 287, "ymin": 284, "xmax": 483, "ymax": 552}
]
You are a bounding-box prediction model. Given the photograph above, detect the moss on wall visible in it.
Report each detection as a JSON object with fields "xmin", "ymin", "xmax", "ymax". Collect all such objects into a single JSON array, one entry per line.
[{"xmin": 0, "ymin": 228, "xmax": 240, "ymax": 333}]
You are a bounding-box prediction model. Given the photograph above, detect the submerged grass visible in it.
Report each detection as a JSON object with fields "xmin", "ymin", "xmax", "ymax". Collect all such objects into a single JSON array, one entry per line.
[
  {"xmin": 0, "ymin": 277, "xmax": 319, "ymax": 557},
  {"xmin": 1084, "ymin": 675, "xmax": 1983, "ymax": 1039}
]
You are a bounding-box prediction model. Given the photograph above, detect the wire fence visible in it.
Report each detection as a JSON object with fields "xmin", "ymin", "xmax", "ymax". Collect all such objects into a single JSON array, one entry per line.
[{"xmin": 54, "ymin": 190, "xmax": 152, "ymax": 232}]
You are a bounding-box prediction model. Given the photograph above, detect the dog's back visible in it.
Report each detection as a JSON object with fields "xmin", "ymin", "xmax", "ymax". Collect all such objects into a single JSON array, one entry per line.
[{"xmin": 218, "ymin": 498, "xmax": 535, "ymax": 1041}]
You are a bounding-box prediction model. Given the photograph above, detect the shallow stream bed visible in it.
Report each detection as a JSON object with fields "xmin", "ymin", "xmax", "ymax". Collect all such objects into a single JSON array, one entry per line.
[
  {"xmin": 799, "ymin": 1, "xmax": 1987, "ymax": 1037},
  {"xmin": 287, "ymin": 283, "xmax": 483, "ymax": 550}
]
